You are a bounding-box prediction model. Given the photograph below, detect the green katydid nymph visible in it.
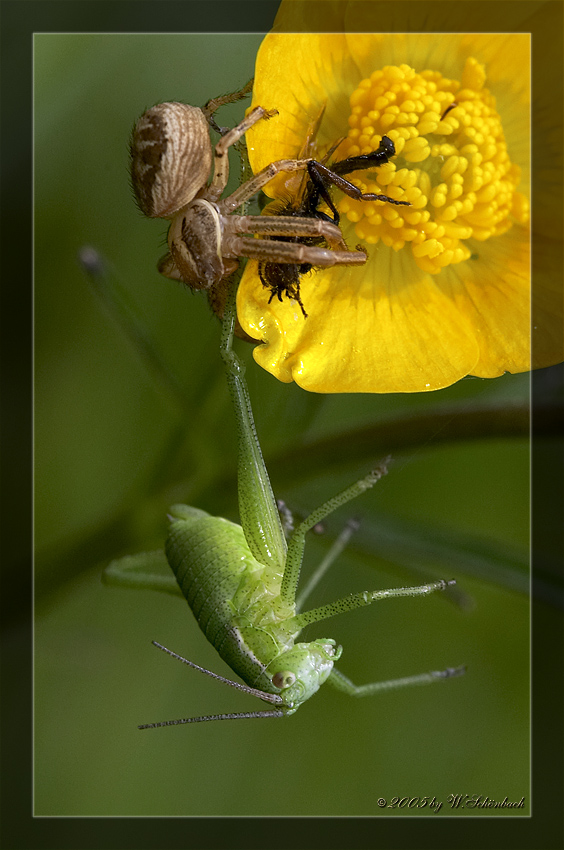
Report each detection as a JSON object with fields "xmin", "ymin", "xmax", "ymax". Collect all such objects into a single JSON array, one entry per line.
[{"xmin": 105, "ymin": 282, "xmax": 464, "ymax": 727}]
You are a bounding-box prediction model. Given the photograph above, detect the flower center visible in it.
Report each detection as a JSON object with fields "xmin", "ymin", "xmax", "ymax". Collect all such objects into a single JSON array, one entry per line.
[{"xmin": 337, "ymin": 60, "xmax": 529, "ymax": 274}]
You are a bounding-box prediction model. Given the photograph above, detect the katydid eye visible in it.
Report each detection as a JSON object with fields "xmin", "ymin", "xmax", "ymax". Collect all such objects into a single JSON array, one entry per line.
[{"xmin": 272, "ymin": 671, "xmax": 296, "ymax": 689}]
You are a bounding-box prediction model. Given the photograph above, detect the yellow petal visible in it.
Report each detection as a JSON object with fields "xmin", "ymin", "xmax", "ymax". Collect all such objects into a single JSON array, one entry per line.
[
  {"xmin": 238, "ymin": 28, "xmax": 551, "ymax": 392},
  {"xmin": 447, "ymin": 226, "xmax": 531, "ymax": 377},
  {"xmin": 238, "ymin": 252, "xmax": 481, "ymax": 393}
]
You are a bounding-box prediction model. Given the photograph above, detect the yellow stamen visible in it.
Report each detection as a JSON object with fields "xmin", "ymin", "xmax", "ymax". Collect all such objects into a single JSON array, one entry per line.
[{"xmin": 338, "ymin": 60, "xmax": 528, "ymax": 274}]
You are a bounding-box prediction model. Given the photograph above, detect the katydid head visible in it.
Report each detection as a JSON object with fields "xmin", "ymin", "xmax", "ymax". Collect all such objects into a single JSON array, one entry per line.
[
  {"xmin": 267, "ymin": 639, "xmax": 342, "ymax": 714},
  {"xmin": 137, "ymin": 640, "xmax": 343, "ymax": 727}
]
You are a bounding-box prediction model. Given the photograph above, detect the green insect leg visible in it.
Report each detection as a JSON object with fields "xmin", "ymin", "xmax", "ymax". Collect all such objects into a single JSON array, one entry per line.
[
  {"xmin": 103, "ymin": 550, "xmax": 182, "ymax": 596},
  {"xmin": 281, "ymin": 578, "xmax": 456, "ymax": 633},
  {"xmin": 219, "ymin": 278, "xmax": 287, "ymax": 571},
  {"xmin": 327, "ymin": 664, "xmax": 465, "ymax": 697},
  {"xmin": 295, "ymin": 518, "xmax": 360, "ymax": 612},
  {"xmin": 280, "ymin": 462, "xmax": 389, "ymax": 608}
]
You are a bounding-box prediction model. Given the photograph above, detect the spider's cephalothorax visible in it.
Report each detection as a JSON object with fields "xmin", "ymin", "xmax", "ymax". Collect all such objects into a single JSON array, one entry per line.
[
  {"xmin": 129, "ymin": 87, "xmax": 369, "ymax": 307},
  {"xmin": 258, "ymin": 135, "xmax": 410, "ymax": 318}
]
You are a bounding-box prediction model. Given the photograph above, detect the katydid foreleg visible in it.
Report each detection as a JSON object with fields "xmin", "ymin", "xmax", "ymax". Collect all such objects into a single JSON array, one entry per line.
[
  {"xmin": 295, "ymin": 518, "xmax": 360, "ymax": 612},
  {"xmin": 327, "ymin": 664, "xmax": 465, "ymax": 698}
]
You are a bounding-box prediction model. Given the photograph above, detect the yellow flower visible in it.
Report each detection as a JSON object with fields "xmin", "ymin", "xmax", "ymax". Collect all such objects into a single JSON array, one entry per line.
[{"xmin": 237, "ymin": 26, "xmax": 537, "ymax": 393}]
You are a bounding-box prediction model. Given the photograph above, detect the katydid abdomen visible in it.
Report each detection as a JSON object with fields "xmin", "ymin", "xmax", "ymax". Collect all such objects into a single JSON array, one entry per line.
[{"xmin": 165, "ymin": 503, "xmax": 337, "ymax": 704}]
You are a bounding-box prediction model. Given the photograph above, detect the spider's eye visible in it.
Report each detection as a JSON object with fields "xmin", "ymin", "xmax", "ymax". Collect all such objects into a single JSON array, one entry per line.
[{"xmin": 272, "ymin": 671, "xmax": 296, "ymax": 689}]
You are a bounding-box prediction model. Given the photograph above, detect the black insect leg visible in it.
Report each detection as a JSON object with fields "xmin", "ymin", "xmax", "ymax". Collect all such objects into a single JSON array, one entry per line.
[{"xmin": 308, "ymin": 159, "xmax": 410, "ymax": 209}]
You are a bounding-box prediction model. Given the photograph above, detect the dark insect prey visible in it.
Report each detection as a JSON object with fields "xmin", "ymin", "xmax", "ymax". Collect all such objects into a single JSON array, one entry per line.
[{"xmin": 258, "ymin": 135, "xmax": 410, "ymax": 317}]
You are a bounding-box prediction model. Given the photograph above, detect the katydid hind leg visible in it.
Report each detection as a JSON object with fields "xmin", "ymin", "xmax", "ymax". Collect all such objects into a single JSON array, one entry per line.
[{"xmin": 219, "ymin": 277, "xmax": 287, "ymax": 570}]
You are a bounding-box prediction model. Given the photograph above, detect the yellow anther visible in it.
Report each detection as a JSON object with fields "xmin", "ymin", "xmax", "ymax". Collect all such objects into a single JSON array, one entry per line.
[
  {"xmin": 441, "ymin": 204, "xmax": 459, "ymax": 221},
  {"xmin": 461, "ymin": 57, "xmax": 486, "ymax": 91},
  {"xmin": 336, "ymin": 60, "xmax": 527, "ymax": 274},
  {"xmin": 476, "ymin": 184, "xmax": 498, "ymax": 203},
  {"xmin": 413, "ymin": 239, "xmax": 442, "ymax": 258},
  {"xmin": 512, "ymin": 192, "xmax": 529, "ymax": 224},
  {"xmin": 441, "ymin": 156, "xmax": 462, "ymax": 180}
]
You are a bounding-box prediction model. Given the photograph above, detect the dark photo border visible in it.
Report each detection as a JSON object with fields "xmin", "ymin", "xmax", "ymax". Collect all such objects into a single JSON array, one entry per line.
[{"xmin": 1, "ymin": 2, "xmax": 562, "ymax": 849}]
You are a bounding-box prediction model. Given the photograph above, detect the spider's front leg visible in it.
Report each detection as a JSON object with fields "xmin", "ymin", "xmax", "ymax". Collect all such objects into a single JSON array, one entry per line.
[
  {"xmin": 207, "ymin": 105, "xmax": 279, "ymax": 201},
  {"xmin": 201, "ymin": 78, "xmax": 254, "ymax": 136},
  {"xmin": 223, "ymin": 232, "xmax": 367, "ymax": 270},
  {"xmin": 226, "ymin": 213, "xmax": 351, "ymax": 251},
  {"xmin": 218, "ymin": 156, "xmax": 316, "ymax": 214}
]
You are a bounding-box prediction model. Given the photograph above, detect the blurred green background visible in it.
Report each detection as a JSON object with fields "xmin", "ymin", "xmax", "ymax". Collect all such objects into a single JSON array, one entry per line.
[{"xmin": 35, "ymin": 34, "xmax": 531, "ymax": 817}]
